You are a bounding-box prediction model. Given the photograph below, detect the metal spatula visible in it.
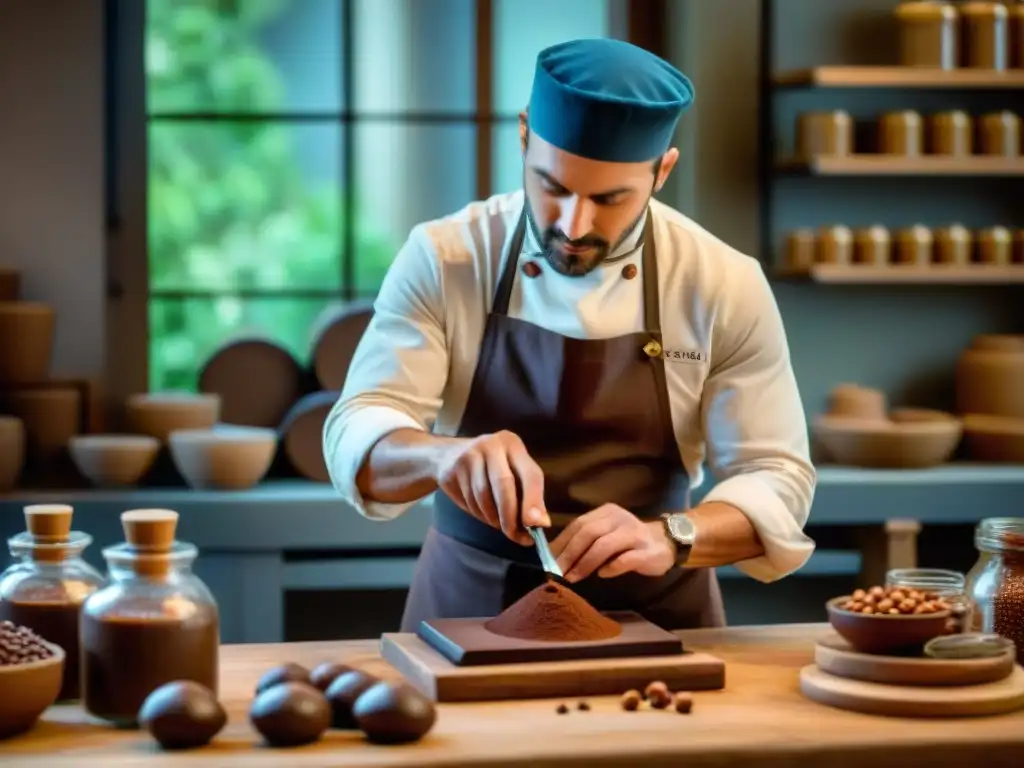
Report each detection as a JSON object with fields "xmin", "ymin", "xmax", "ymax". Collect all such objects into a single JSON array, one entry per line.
[{"xmin": 526, "ymin": 525, "xmax": 565, "ymax": 583}]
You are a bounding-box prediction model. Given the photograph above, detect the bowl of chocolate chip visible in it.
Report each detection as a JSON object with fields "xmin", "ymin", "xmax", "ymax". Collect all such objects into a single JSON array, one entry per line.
[
  {"xmin": 826, "ymin": 586, "xmax": 951, "ymax": 655},
  {"xmin": 0, "ymin": 620, "xmax": 65, "ymax": 739}
]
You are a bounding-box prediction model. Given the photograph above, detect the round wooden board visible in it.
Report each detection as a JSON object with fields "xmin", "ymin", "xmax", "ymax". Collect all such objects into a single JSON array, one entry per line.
[
  {"xmin": 800, "ymin": 664, "xmax": 1024, "ymax": 718},
  {"xmin": 815, "ymin": 634, "xmax": 1016, "ymax": 686}
]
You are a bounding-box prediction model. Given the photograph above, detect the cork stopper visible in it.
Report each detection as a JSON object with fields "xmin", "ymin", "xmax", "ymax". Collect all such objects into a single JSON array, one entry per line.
[
  {"xmin": 24, "ymin": 504, "xmax": 73, "ymax": 541},
  {"xmin": 122, "ymin": 508, "xmax": 178, "ymax": 552}
]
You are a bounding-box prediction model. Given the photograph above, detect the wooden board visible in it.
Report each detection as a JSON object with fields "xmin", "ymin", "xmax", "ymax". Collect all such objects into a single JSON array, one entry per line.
[
  {"xmin": 418, "ymin": 611, "xmax": 682, "ymax": 666},
  {"xmin": 815, "ymin": 635, "xmax": 1016, "ymax": 687},
  {"xmin": 800, "ymin": 664, "xmax": 1024, "ymax": 718},
  {"xmin": 380, "ymin": 631, "xmax": 726, "ymax": 702}
]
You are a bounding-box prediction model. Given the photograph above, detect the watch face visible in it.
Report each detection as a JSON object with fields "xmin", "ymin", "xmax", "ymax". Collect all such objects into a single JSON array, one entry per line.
[{"xmin": 667, "ymin": 514, "xmax": 695, "ymax": 546}]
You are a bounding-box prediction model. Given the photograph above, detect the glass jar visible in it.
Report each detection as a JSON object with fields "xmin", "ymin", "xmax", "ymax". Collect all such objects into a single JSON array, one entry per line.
[
  {"xmin": 0, "ymin": 504, "xmax": 104, "ymax": 701},
  {"xmin": 965, "ymin": 518, "xmax": 1024, "ymax": 651},
  {"xmin": 885, "ymin": 568, "xmax": 972, "ymax": 634},
  {"xmin": 81, "ymin": 509, "xmax": 220, "ymax": 727}
]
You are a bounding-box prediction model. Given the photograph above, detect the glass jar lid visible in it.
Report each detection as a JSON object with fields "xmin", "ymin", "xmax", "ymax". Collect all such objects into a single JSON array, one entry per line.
[
  {"xmin": 8, "ymin": 530, "xmax": 93, "ymax": 560},
  {"xmin": 975, "ymin": 518, "xmax": 1024, "ymax": 554},
  {"xmin": 886, "ymin": 567, "xmax": 965, "ymax": 596}
]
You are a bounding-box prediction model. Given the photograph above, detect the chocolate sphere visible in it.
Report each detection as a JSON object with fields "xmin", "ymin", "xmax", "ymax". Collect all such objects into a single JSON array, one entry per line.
[
  {"xmin": 138, "ymin": 680, "xmax": 227, "ymax": 750},
  {"xmin": 309, "ymin": 661, "xmax": 352, "ymax": 692},
  {"xmin": 324, "ymin": 670, "xmax": 378, "ymax": 729},
  {"xmin": 249, "ymin": 681, "xmax": 330, "ymax": 748},
  {"xmin": 255, "ymin": 662, "xmax": 311, "ymax": 696},
  {"xmin": 353, "ymin": 681, "xmax": 437, "ymax": 745}
]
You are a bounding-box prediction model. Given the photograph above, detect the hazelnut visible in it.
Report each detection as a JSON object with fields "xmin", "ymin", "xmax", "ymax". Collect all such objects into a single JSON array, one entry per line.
[
  {"xmin": 889, "ymin": 590, "xmax": 906, "ymax": 603},
  {"xmin": 849, "ymin": 601, "xmax": 864, "ymax": 612},
  {"xmin": 862, "ymin": 594, "xmax": 877, "ymax": 606},
  {"xmin": 673, "ymin": 692, "xmax": 693, "ymax": 714},
  {"xmin": 645, "ymin": 681, "xmax": 669, "ymax": 699},
  {"xmin": 852, "ymin": 589, "xmax": 867, "ymax": 601},
  {"xmin": 900, "ymin": 598, "xmax": 917, "ymax": 611},
  {"xmin": 888, "ymin": 608, "xmax": 900, "ymax": 615},
  {"xmin": 877, "ymin": 598, "xmax": 894, "ymax": 612},
  {"xmin": 577, "ymin": 701, "xmax": 590, "ymax": 711},
  {"xmin": 869, "ymin": 586, "xmax": 885, "ymax": 598},
  {"xmin": 620, "ymin": 690, "xmax": 642, "ymax": 711},
  {"xmin": 556, "ymin": 703, "xmax": 569, "ymax": 714},
  {"xmin": 862, "ymin": 606, "xmax": 875, "ymax": 614}
]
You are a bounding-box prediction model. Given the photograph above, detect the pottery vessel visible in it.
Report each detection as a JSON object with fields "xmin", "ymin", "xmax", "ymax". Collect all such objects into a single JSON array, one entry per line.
[
  {"xmin": 2, "ymin": 388, "xmax": 81, "ymax": 473},
  {"xmin": 955, "ymin": 335, "xmax": 1024, "ymax": 419},
  {"xmin": 168, "ymin": 426, "xmax": 277, "ymax": 490},
  {"xmin": 962, "ymin": 414, "xmax": 1024, "ymax": 463},
  {"xmin": 125, "ymin": 393, "xmax": 220, "ymax": 442},
  {"xmin": 826, "ymin": 384, "xmax": 888, "ymax": 421},
  {"xmin": 0, "ymin": 303, "xmax": 55, "ymax": 384},
  {"xmin": 0, "ymin": 416, "xmax": 25, "ymax": 492},
  {"xmin": 0, "ymin": 642, "xmax": 64, "ymax": 740},
  {"xmin": 826, "ymin": 596, "xmax": 950, "ymax": 655},
  {"xmin": 813, "ymin": 409, "xmax": 962, "ymax": 469},
  {"xmin": 68, "ymin": 434, "xmax": 161, "ymax": 488}
]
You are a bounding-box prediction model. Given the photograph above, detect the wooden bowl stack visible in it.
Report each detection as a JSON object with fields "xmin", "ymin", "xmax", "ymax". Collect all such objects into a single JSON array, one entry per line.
[
  {"xmin": 956, "ymin": 335, "xmax": 1024, "ymax": 463},
  {"xmin": 193, "ymin": 301, "xmax": 375, "ymax": 484},
  {"xmin": 812, "ymin": 384, "xmax": 963, "ymax": 469},
  {"xmin": 0, "ymin": 266, "xmax": 90, "ymax": 489}
]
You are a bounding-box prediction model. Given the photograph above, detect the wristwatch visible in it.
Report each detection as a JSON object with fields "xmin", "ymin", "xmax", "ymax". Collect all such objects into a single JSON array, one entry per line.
[{"xmin": 660, "ymin": 511, "xmax": 696, "ymax": 566}]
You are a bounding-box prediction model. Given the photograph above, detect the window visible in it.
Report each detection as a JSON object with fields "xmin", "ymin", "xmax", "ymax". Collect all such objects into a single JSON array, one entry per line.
[{"xmin": 139, "ymin": 0, "xmax": 628, "ymax": 393}]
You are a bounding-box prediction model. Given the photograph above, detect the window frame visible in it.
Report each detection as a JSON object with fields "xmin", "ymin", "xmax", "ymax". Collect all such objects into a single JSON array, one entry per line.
[{"xmin": 104, "ymin": 0, "xmax": 667, "ymax": 405}]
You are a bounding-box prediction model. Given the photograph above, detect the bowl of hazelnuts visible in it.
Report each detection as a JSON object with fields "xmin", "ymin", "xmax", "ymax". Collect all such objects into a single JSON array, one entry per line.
[{"xmin": 826, "ymin": 585, "xmax": 951, "ymax": 655}]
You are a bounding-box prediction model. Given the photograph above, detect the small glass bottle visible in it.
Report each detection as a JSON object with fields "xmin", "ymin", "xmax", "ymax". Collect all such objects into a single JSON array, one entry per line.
[
  {"xmin": 885, "ymin": 568, "xmax": 972, "ymax": 634},
  {"xmin": 0, "ymin": 504, "xmax": 104, "ymax": 701},
  {"xmin": 965, "ymin": 518, "xmax": 1024, "ymax": 651},
  {"xmin": 81, "ymin": 509, "xmax": 220, "ymax": 727}
]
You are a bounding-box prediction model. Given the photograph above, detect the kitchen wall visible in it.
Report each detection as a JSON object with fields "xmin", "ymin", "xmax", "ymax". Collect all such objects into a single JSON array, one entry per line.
[
  {"xmin": 0, "ymin": 0, "xmax": 106, "ymax": 380},
  {"xmin": 673, "ymin": 0, "xmax": 1023, "ymax": 421}
]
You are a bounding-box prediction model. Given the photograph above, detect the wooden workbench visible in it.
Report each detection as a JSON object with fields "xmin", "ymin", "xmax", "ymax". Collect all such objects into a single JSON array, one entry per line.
[{"xmin": 0, "ymin": 623, "xmax": 1021, "ymax": 767}]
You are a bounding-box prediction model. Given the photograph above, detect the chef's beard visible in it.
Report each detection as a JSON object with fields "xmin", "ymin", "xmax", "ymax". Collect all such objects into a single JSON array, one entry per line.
[{"xmin": 524, "ymin": 199, "xmax": 648, "ymax": 277}]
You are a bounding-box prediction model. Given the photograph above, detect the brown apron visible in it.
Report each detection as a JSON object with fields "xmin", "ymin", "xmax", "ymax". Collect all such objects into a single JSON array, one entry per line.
[{"xmin": 400, "ymin": 206, "xmax": 725, "ymax": 633}]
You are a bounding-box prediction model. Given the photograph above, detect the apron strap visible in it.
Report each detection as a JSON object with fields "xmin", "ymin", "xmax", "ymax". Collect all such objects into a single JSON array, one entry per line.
[{"xmin": 492, "ymin": 210, "xmax": 529, "ymax": 317}]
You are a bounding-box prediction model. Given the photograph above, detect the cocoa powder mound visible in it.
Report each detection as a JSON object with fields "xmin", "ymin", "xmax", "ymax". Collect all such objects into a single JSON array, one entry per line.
[{"xmin": 483, "ymin": 582, "xmax": 622, "ymax": 642}]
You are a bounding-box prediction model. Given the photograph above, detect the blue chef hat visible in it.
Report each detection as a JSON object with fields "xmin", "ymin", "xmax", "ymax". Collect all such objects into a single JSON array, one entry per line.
[{"xmin": 527, "ymin": 38, "xmax": 695, "ymax": 164}]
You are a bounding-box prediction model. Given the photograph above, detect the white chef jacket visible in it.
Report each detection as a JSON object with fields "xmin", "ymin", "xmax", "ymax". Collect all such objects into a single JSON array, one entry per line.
[{"xmin": 323, "ymin": 189, "xmax": 817, "ymax": 583}]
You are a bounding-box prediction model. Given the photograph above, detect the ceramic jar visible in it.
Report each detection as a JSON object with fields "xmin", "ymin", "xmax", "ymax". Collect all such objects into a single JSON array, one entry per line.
[
  {"xmin": 934, "ymin": 224, "xmax": 973, "ymax": 265},
  {"xmin": 784, "ymin": 229, "xmax": 817, "ymax": 271},
  {"xmin": 960, "ymin": 1, "xmax": 1010, "ymax": 69},
  {"xmin": 977, "ymin": 226, "xmax": 1014, "ymax": 264},
  {"xmin": 895, "ymin": 1, "xmax": 959, "ymax": 69},
  {"xmin": 853, "ymin": 226, "xmax": 892, "ymax": 266},
  {"xmin": 956, "ymin": 334, "xmax": 1024, "ymax": 419},
  {"xmin": 895, "ymin": 225, "xmax": 934, "ymax": 265},
  {"xmin": 978, "ymin": 111, "xmax": 1021, "ymax": 156},
  {"xmin": 929, "ymin": 111, "xmax": 973, "ymax": 156},
  {"xmin": 796, "ymin": 111, "xmax": 853, "ymax": 160},
  {"xmin": 818, "ymin": 226, "xmax": 853, "ymax": 265},
  {"xmin": 879, "ymin": 111, "xmax": 924, "ymax": 155}
]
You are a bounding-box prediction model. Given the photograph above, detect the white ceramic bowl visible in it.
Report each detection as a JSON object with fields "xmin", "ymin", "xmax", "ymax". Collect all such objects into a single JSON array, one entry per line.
[
  {"xmin": 68, "ymin": 434, "xmax": 160, "ymax": 487},
  {"xmin": 168, "ymin": 425, "xmax": 277, "ymax": 490}
]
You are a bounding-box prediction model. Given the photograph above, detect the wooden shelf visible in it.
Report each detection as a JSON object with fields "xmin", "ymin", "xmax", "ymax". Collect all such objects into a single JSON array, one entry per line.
[
  {"xmin": 774, "ymin": 66, "xmax": 1024, "ymax": 89},
  {"xmin": 777, "ymin": 155, "xmax": 1024, "ymax": 176},
  {"xmin": 776, "ymin": 263, "xmax": 1024, "ymax": 284}
]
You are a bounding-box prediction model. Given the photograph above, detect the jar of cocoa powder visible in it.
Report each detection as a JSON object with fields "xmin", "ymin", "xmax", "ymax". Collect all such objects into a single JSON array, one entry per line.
[
  {"xmin": 0, "ymin": 504, "xmax": 104, "ymax": 701},
  {"xmin": 965, "ymin": 518, "xmax": 1024, "ymax": 651},
  {"xmin": 886, "ymin": 568, "xmax": 973, "ymax": 634}
]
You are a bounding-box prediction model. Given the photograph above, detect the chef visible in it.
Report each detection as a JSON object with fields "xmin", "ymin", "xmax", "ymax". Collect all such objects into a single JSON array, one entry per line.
[{"xmin": 323, "ymin": 38, "xmax": 816, "ymax": 632}]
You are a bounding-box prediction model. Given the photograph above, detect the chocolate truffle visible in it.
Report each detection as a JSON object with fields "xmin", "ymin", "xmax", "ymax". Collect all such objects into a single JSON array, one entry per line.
[
  {"xmin": 255, "ymin": 662, "xmax": 311, "ymax": 695},
  {"xmin": 325, "ymin": 670, "xmax": 379, "ymax": 729},
  {"xmin": 352, "ymin": 681, "xmax": 437, "ymax": 745},
  {"xmin": 139, "ymin": 680, "xmax": 227, "ymax": 750},
  {"xmin": 249, "ymin": 681, "xmax": 331, "ymax": 748},
  {"xmin": 309, "ymin": 661, "xmax": 352, "ymax": 692}
]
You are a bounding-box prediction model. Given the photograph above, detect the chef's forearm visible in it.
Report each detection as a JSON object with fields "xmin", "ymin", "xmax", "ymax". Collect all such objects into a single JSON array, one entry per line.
[
  {"xmin": 355, "ymin": 428, "xmax": 461, "ymax": 504},
  {"xmin": 683, "ymin": 502, "xmax": 765, "ymax": 568}
]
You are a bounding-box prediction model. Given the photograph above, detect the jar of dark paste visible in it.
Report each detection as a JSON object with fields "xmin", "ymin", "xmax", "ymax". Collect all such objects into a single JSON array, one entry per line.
[
  {"xmin": 0, "ymin": 504, "xmax": 103, "ymax": 700},
  {"xmin": 885, "ymin": 568, "xmax": 972, "ymax": 634},
  {"xmin": 81, "ymin": 509, "xmax": 220, "ymax": 727},
  {"xmin": 965, "ymin": 518, "xmax": 1024, "ymax": 651}
]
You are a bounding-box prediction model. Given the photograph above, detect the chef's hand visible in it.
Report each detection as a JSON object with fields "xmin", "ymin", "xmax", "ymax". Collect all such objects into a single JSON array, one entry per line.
[
  {"xmin": 434, "ymin": 430, "xmax": 551, "ymax": 545},
  {"xmin": 549, "ymin": 504, "xmax": 676, "ymax": 583}
]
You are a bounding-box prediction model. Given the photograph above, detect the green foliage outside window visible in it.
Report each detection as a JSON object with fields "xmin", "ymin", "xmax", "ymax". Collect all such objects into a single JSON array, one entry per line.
[{"xmin": 145, "ymin": 0, "xmax": 393, "ymax": 392}]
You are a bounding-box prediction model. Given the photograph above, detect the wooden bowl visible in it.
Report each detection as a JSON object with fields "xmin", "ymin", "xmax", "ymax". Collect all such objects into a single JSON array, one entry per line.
[
  {"xmin": 168, "ymin": 425, "xmax": 277, "ymax": 490},
  {"xmin": 0, "ymin": 641, "xmax": 64, "ymax": 740},
  {"xmin": 962, "ymin": 414, "xmax": 1024, "ymax": 463},
  {"xmin": 827, "ymin": 384, "xmax": 887, "ymax": 421},
  {"xmin": 812, "ymin": 409, "xmax": 962, "ymax": 468},
  {"xmin": 826, "ymin": 597, "xmax": 951, "ymax": 655},
  {"xmin": 68, "ymin": 434, "xmax": 160, "ymax": 487},
  {"xmin": 125, "ymin": 393, "xmax": 220, "ymax": 442}
]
